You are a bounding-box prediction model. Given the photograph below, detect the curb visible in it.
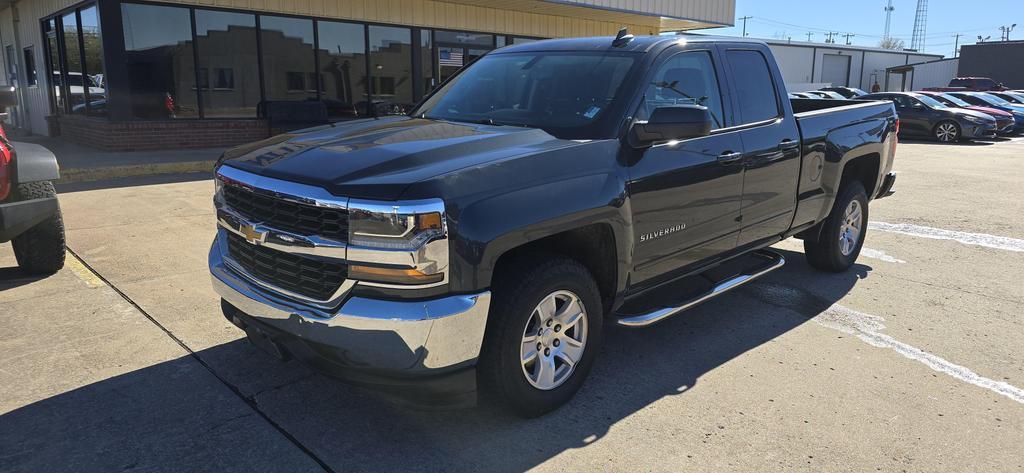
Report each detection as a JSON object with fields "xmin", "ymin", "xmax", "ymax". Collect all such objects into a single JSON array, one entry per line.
[{"xmin": 56, "ymin": 160, "xmax": 217, "ymax": 184}]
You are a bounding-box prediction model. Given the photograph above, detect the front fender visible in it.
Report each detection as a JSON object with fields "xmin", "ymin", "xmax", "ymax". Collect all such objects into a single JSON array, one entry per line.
[
  {"xmin": 449, "ymin": 170, "xmax": 631, "ymax": 292},
  {"xmin": 10, "ymin": 141, "xmax": 60, "ymax": 184}
]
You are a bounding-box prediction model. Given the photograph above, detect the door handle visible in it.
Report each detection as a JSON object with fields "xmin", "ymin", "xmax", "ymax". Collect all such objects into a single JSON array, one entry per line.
[
  {"xmin": 717, "ymin": 151, "xmax": 743, "ymax": 164},
  {"xmin": 779, "ymin": 139, "xmax": 799, "ymax": 150}
]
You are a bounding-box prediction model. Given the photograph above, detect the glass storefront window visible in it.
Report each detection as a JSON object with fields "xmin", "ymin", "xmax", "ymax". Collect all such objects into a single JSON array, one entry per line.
[
  {"xmin": 79, "ymin": 6, "xmax": 106, "ymax": 116},
  {"xmin": 434, "ymin": 30, "xmax": 493, "ymax": 47},
  {"xmin": 419, "ymin": 29, "xmax": 433, "ymax": 97},
  {"xmin": 368, "ymin": 25, "xmax": 412, "ymax": 116},
  {"xmin": 260, "ymin": 16, "xmax": 316, "ymax": 102},
  {"xmin": 43, "ymin": 19, "xmax": 60, "ymax": 111},
  {"xmin": 60, "ymin": 13, "xmax": 85, "ymax": 114},
  {"xmin": 316, "ymin": 21, "xmax": 366, "ymax": 120},
  {"xmin": 195, "ymin": 10, "xmax": 259, "ymax": 118},
  {"xmin": 121, "ymin": 3, "xmax": 197, "ymax": 118}
]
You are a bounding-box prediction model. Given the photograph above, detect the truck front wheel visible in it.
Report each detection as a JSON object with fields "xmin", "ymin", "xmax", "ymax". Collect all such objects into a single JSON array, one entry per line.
[
  {"xmin": 11, "ymin": 181, "xmax": 66, "ymax": 274},
  {"xmin": 804, "ymin": 181, "xmax": 868, "ymax": 272},
  {"xmin": 479, "ymin": 254, "xmax": 603, "ymax": 417}
]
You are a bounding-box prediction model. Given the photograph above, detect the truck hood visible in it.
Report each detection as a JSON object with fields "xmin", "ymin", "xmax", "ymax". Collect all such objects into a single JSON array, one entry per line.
[{"xmin": 219, "ymin": 116, "xmax": 579, "ymax": 200}]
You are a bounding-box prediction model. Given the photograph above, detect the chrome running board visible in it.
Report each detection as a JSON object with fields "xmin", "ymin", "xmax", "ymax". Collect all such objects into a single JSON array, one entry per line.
[{"xmin": 615, "ymin": 250, "xmax": 785, "ymax": 328}]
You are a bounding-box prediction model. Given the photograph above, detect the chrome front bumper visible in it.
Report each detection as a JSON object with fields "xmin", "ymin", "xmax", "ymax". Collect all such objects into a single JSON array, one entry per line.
[{"xmin": 210, "ymin": 235, "xmax": 491, "ymax": 376}]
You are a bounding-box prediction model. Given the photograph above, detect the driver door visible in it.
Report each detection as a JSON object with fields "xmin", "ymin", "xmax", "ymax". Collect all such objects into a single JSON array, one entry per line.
[{"xmin": 626, "ymin": 47, "xmax": 745, "ymax": 289}]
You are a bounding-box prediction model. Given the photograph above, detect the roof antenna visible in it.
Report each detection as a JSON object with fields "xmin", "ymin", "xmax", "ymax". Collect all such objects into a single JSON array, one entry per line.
[{"xmin": 613, "ymin": 27, "xmax": 633, "ymax": 47}]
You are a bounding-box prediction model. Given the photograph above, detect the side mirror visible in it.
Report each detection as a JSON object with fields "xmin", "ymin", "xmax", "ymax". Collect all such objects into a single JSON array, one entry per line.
[
  {"xmin": 0, "ymin": 86, "xmax": 16, "ymax": 109},
  {"xmin": 630, "ymin": 105, "xmax": 712, "ymax": 148}
]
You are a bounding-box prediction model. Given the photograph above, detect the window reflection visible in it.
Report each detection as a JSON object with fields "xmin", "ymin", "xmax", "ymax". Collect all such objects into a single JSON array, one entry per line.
[
  {"xmin": 368, "ymin": 26, "xmax": 412, "ymax": 116},
  {"xmin": 316, "ymin": 21, "xmax": 366, "ymax": 120},
  {"xmin": 195, "ymin": 10, "xmax": 259, "ymax": 118},
  {"xmin": 61, "ymin": 13, "xmax": 86, "ymax": 114},
  {"xmin": 79, "ymin": 6, "xmax": 106, "ymax": 115},
  {"xmin": 260, "ymin": 16, "xmax": 316, "ymax": 102},
  {"xmin": 121, "ymin": 3, "xmax": 197, "ymax": 118}
]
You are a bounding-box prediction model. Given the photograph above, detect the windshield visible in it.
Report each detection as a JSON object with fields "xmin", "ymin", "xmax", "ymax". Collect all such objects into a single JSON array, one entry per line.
[
  {"xmin": 976, "ymin": 93, "xmax": 1011, "ymax": 106},
  {"xmin": 938, "ymin": 93, "xmax": 970, "ymax": 107},
  {"xmin": 414, "ymin": 52, "xmax": 637, "ymax": 139},
  {"xmin": 916, "ymin": 94, "xmax": 947, "ymax": 109}
]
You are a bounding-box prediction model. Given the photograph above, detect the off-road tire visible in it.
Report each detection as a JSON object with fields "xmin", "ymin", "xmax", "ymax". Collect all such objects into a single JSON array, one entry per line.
[
  {"xmin": 479, "ymin": 254, "xmax": 603, "ymax": 417},
  {"xmin": 804, "ymin": 181, "xmax": 868, "ymax": 272},
  {"xmin": 11, "ymin": 181, "xmax": 66, "ymax": 274}
]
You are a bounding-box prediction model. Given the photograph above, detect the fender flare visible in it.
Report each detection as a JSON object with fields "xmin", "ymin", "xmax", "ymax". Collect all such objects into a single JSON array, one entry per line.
[{"xmin": 10, "ymin": 141, "xmax": 60, "ymax": 184}]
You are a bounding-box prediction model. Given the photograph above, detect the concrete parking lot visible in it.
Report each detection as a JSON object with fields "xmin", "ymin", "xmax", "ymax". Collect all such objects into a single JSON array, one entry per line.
[{"xmin": 2, "ymin": 136, "xmax": 1023, "ymax": 472}]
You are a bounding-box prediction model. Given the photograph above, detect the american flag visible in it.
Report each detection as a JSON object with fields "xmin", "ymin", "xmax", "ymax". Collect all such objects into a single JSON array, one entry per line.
[{"xmin": 439, "ymin": 50, "xmax": 463, "ymax": 67}]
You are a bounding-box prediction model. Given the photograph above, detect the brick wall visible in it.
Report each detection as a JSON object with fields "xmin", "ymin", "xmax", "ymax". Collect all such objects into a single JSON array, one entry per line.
[{"xmin": 55, "ymin": 116, "xmax": 270, "ymax": 151}]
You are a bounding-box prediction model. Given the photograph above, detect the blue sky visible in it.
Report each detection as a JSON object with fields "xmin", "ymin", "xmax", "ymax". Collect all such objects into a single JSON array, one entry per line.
[{"xmin": 693, "ymin": 0, "xmax": 1023, "ymax": 57}]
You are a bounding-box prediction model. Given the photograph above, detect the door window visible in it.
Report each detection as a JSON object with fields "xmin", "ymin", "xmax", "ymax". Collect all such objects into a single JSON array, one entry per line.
[
  {"xmin": 725, "ymin": 50, "xmax": 780, "ymax": 124},
  {"xmin": 640, "ymin": 50, "xmax": 726, "ymax": 130}
]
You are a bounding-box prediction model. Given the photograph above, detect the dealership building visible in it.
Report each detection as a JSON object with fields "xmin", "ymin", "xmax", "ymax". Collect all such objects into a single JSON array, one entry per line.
[{"xmin": 0, "ymin": 0, "xmax": 733, "ymax": 150}]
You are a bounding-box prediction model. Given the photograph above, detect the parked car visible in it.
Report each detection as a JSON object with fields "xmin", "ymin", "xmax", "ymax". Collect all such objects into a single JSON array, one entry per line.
[
  {"xmin": 860, "ymin": 92, "xmax": 997, "ymax": 142},
  {"xmin": 916, "ymin": 90, "xmax": 1018, "ymax": 135},
  {"xmin": 0, "ymin": 86, "xmax": 65, "ymax": 274},
  {"xmin": 805, "ymin": 90, "xmax": 847, "ymax": 100},
  {"xmin": 791, "ymin": 92, "xmax": 822, "ymax": 99},
  {"xmin": 210, "ymin": 34, "xmax": 898, "ymax": 416},
  {"xmin": 820, "ymin": 86, "xmax": 868, "ymax": 98},
  {"xmin": 987, "ymin": 91, "xmax": 1024, "ymax": 105},
  {"xmin": 947, "ymin": 91, "xmax": 1024, "ymax": 132},
  {"xmin": 947, "ymin": 77, "xmax": 1008, "ymax": 91}
]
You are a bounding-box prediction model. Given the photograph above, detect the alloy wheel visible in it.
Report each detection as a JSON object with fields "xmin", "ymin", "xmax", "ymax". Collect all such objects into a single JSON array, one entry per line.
[
  {"xmin": 935, "ymin": 122, "xmax": 958, "ymax": 142},
  {"xmin": 838, "ymin": 199, "xmax": 863, "ymax": 256},
  {"xmin": 520, "ymin": 290, "xmax": 588, "ymax": 390}
]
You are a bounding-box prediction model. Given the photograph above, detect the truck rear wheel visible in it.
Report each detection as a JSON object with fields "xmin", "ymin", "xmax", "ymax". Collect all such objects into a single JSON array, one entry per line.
[
  {"xmin": 479, "ymin": 254, "xmax": 603, "ymax": 417},
  {"xmin": 11, "ymin": 181, "xmax": 66, "ymax": 274},
  {"xmin": 804, "ymin": 181, "xmax": 867, "ymax": 272}
]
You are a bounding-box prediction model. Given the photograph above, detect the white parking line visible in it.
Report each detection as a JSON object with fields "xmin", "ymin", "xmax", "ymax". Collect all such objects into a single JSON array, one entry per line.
[
  {"xmin": 859, "ymin": 247, "xmax": 906, "ymax": 264},
  {"xmin": 754, "ymin": 283, "xmax": 1024, "ymax": 405},
  {"xmin": 869, "ymin": 222, "xmax": 1024, "ymax": 252}
]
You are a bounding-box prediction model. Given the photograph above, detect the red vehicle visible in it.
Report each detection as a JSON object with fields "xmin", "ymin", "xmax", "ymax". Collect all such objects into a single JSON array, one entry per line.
[
  {"xmin": 0, "ymin": 86, "xmax": 66, "ymax": 274},
  {"xmin": 947, "ymin": 77, "xmax": 1008, "ymax": 91},
  {"xmin": 916, "ymin": 90, "xmax": 1017, "ymax": 135}
]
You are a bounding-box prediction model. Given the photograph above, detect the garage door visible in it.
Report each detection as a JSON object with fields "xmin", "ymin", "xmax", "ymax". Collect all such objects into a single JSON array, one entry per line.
[{"xmin": 820, "ymin": 54, "xmax": 851, "ymax": 87}]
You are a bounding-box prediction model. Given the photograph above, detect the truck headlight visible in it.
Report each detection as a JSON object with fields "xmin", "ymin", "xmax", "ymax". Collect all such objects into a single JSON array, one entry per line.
[{"xmin": 347, "ymin": 199, "xmax": 448, "ymax": 286}]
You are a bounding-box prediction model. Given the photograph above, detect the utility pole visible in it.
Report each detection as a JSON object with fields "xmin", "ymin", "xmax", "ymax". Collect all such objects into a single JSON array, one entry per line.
[
  {"xmin": 806, "ymin": 32, "xmax": 814, "ymax": 42},
  {"xmin": 825, "ymin": 31, "xmax": 838, "ymax": 44},
  {"xmin": 843, "ymin": 33, "xmax": 855, "ymax": 45},
  {"xmin": 952, "ymin": 34, "xmax": 961, "ymax": 57},
  {"xmin": 999, "ymin": 24, "xmax": 1017, "ymax": 41},
  {"xmin": 739, "ymin": 16, "xmax": 753, "ymax": 37}
]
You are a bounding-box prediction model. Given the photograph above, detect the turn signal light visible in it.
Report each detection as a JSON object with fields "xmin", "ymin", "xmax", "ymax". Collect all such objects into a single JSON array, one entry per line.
[{"xmin": 349, "ymin": 265, "xmax": 445, "ymax": 285}]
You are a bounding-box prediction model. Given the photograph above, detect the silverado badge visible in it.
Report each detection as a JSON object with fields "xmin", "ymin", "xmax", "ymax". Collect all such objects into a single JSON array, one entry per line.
[{"xmin": 640, "ymin": 223, "xmax": 686, "ymax": 243}]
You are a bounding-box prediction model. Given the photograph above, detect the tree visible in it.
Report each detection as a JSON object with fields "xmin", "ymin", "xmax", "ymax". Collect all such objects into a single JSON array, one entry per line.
[{"xmin": 877, "ymin": 37, "xmax": 905, "ymax": 50}]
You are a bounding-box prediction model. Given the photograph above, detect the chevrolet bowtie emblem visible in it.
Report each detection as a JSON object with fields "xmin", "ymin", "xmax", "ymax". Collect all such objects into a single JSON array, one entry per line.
[{"xmin": 239, "ymin": 224, "xmax": 266, "ymax": 245}]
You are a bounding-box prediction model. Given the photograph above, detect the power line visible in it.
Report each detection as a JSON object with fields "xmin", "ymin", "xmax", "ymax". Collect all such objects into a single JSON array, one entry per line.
[{"xmin": 843, "ymin": 33, "xmax": 856, "ymax": 45}]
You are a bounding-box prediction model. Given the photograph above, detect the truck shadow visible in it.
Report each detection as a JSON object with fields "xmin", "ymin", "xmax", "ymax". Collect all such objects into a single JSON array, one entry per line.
[{"xmin": 0, "ymin": 249, "xmax": 871, "ymax": 472}]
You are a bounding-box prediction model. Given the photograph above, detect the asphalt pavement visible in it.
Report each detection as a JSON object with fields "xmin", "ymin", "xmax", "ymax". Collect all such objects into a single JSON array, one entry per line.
[{"xmin": 1, "ymin": 136, "xmax": 1022, "ymax": 472}]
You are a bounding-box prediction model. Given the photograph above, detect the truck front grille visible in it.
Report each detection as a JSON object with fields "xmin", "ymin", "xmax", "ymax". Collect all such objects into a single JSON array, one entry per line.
[
  {"xmin": 223, "ymin": 184, "xmax": 348, "ymax": 242},
  {"xmin": 226, "ymin": 232, "xmax": 347, "ymax": 301}
]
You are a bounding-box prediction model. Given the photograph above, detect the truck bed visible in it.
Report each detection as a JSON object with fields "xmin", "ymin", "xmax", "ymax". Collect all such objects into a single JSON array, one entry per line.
[{"xmin": 789, "ymin": 98, "xmax": 898, "ymax": 232}]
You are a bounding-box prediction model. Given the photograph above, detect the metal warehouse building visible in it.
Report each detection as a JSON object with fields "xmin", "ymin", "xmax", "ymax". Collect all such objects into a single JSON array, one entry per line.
[
  {"xmin": 757, "ymin": 38, "xmax": 942, "ymax": 93},
  {"xmin": 0, "ymin": 0, "xmax": 733, "ymax": 151}
]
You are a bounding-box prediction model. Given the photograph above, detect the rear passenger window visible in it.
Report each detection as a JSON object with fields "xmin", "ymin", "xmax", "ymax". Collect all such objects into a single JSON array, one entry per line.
[
  {"xmin": 640, "ymin": 51, "xmax": 726, "ymax": 130},
  {"xmin": 726, "ymin": 50, "xmax": 780, "ymax": 124}
]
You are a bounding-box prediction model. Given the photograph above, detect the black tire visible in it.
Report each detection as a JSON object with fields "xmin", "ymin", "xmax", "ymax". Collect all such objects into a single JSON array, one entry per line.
[
  {"xmin": 933, "ymin": 120, "xmax": 960, "ymax": 143},
  {"xmin": 804, "ymin": 181, "xmax": 868, "ymax": 272},
  {"xmin": 479, "ymin": 254, "xmax": 603, "ymax": 417},
  {"xmin": 11, "ymin": 181, "xmax": 66, "ymax": 274}
]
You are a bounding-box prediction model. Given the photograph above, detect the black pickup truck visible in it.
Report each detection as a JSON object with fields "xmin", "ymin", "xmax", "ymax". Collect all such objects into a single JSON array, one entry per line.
[{"xmin": 210, "ymin": 34, "xmax": 897, "ymax": 417}]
